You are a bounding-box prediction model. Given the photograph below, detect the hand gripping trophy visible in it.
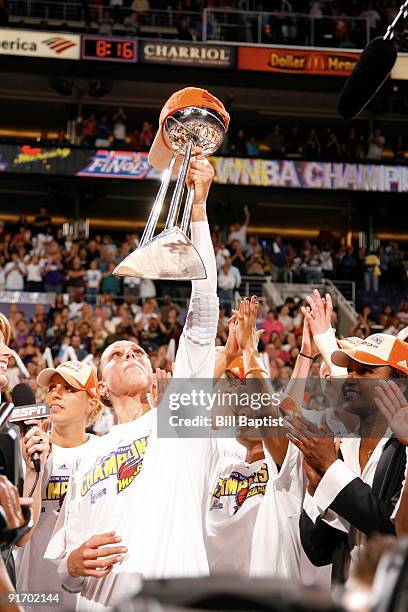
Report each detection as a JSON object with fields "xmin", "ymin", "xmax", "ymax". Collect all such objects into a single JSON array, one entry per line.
[{"xmin": 113, "ymin": 87, "xmax": 229, "ymax": 280}]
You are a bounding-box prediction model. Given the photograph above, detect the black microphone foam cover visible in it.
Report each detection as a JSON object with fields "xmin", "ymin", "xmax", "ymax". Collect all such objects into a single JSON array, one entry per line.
[
  {"xmin": 337, "ymin": 37, "xmax": 397, "ymax": 119},
  {"xmin": 11, "ymin": 382, "xmax": 36, "ymax": 407}
]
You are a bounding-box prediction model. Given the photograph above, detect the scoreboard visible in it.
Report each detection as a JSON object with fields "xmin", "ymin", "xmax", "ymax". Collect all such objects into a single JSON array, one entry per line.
[{"xmin": 81, "ymin": 35, "xmax": 137, "ymax": 63}]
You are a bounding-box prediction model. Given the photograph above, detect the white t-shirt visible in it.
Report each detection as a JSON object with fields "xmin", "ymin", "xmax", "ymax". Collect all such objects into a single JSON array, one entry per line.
[
  {"xmin": 321, "ymin": 250, "xmax": 334, "ymax": 272},
  {"xmin": 47, "ymin": 411, "xmax": 229, "ymax": 609},
  {"xmin": 4, "ymin": 261, "xmax": 26, "ymax": 290},
  {"xmin": 16, "ymin": 436, "xmax": 97, "ymax": 610},
  {"xmin": 45, "ymin": 220, "xmax": 221, "ymax": 611},
  {"xmin": 113, "ymin": 122, "xmax": 126, "ymax": 140},
  {"xmin": 228, "ymin": 226, "xmax": 247, "ymax": 248},
  {"xmin": 367, "ymin": 135, "xmax": 385, "ymax": 160},
  {"xmin": 139, "ymin": 279, "xmax": 156, "ymax": 298},
  {"xmin": 85, "ymin": 269, "xmax": 102, "ymax": 290},
  {"xmin": 218, "ymin": 269, "xmax": 235, "ymax": 291},
  {"xmin": 215, "ymin": 248, "xmax": 230, "ymax": 270},
  {"xmin": 26, "ymin": 263, "xmax": 43, "ymax": 282},
  {"xmin": 205, "ymin": 442, "xmax": 304, "ymax": 579}
]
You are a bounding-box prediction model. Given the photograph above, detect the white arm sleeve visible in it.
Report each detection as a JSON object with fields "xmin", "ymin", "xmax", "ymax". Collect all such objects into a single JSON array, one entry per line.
[
  {"xmin": 313, "ymin": 327, "xmax": 348, "ymax": 378},
  {"xmin": 44, "ymin": 465, "xmax": 85, "ymax": 593},
  {"xmin": 191, "ymin": 220, "xmax": 217, "ymax": 296},
  {"xmin": 172, "ymin": 220, "xmax": 219, "ymax": 379}
]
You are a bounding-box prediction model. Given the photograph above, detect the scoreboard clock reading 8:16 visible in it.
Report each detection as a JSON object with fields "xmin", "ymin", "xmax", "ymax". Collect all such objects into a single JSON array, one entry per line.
[{"xmin": 82, "ymin": 36, "xmax": 137, "ymax": 62}]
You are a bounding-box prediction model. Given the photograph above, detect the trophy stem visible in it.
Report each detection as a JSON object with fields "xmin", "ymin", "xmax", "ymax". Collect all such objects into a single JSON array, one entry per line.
[
  {"xmin": 180, "ymin": 185, "xmax": 195, "ymax": 236},
  {"xmin": 165, "ymin": 139, "xmax": 193, "ymax": 230},
  {"xmin": 140, "ymin": 152, "xmax": 177, "ymax": 247}
]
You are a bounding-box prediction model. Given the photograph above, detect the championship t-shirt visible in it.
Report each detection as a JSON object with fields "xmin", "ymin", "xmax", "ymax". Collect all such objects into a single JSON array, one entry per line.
[
  {"xmin": 45, "ymin": 220, "xmax": 225, "ymax": 611},
  {"xmin": 205, "ymin": 442, "xmax": 304, "ymax": 579},
  {"xmin": 46, "ymin": 409, "xmax": 231, "ymax": 611},
  {"xmin": 15, "ymin": 436, "xmax": 97, "ymax": 610}
]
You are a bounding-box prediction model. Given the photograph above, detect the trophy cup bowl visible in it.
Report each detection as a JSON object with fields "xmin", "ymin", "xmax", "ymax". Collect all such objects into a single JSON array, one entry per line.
[{"xmin": 113, "ymin": 92, "xmax": 228, "ymax": 281}]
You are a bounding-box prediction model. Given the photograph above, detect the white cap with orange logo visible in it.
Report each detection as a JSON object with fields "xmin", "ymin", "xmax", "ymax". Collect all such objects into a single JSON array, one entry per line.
[
  {"xmin": 331, "ymin": 328, "xmax": 408, "ymax": 375},
  {"xmin": 37, "ymin": 361, "xmax": 98, "ymax": 398}
]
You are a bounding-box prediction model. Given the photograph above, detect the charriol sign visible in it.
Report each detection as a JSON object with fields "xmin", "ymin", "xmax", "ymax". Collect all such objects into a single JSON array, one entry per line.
[
  {"xmin": 238, "ymin": 46, "xmax": 358, "ymax": 76},
  {"xmin": 140, "ymin": 41, "xmax": 235, "ymax": 68},
  {"xmin": 0, "ymin": 28, "xmax": 80, "ymax": 60}
]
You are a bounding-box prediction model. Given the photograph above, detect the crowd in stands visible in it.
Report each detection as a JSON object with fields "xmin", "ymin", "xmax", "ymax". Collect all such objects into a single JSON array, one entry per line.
[
  {"xmin": 0, "ymin": 210, "xmax": 406, "ymax": 302},
  {"xmin": 213, "ymin": 214, "xmax": 407, "ymax": 303},
  {"xmin": 80, "ymin": 109, "xmax": 155, "ymax": 150},
  {"xmin": 34, "ymin": 110, "xmax": 407, "ymax": 163},
  {"xmin": 3, "ymin": 1, "xmax": 402, "ymax": 49},
  {"xmin": 228, "ymin": 125, "xmax": 407, "ymax": 162},
  {"xmin": 258, "ymin": 0, "xmax": 400, "ymax": 48},
  {"xmin": 0, "ymin": 206, "xmax": 407, "ymax": 396}
]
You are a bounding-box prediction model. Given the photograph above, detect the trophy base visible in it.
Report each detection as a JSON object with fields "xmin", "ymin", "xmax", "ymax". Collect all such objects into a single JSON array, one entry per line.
[{"xmin": 113, "ymin": 227, "xmax": 207, "ymax": 280}]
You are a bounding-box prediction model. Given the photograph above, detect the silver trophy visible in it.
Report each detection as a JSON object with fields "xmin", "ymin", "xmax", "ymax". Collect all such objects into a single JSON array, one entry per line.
[{"xmin": 113, "ymin": 106, "xmax": 226, "ymax": 280}]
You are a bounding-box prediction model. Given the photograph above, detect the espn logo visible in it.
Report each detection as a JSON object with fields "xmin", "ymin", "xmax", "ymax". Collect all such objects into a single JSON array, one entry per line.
[
  {"xmin": 9, "ymin": 404, "xmax": 49, "ymax": 422},
  {"xmin": 42, "ymin": 36, "xmax": 77, "ymax": 54}
]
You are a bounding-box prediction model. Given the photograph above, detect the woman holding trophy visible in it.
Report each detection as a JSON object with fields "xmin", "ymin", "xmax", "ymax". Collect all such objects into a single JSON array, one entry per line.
[{"xmin": 45, "ymin": 88, "xmax": 233, "ymax": 611}]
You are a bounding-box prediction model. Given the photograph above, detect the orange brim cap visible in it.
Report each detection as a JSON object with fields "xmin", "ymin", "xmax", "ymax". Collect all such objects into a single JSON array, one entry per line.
[
  {"xmin": 331, "ymin": 348, "xmax": 389, "ymax": 369},
  {"xmin": 37, "ymin": 362, "xmax": 98, "ymax": 398},
  {"xmin": 332, "ymin": 335, "xmax": 408, "ymax": 375},
  {"xmin": 148, "ymin": 87, "xmax": 229, "ymax": 171}
]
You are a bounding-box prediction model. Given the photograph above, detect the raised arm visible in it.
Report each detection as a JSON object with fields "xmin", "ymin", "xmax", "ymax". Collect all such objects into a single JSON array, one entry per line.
[
  {"xmin": 233, "ymin": 297, "xmax": 292, "ymax": 466},
  {"xmin": 214, "ymin": 314, "xmax": 241, "ymax": 381},
  {"xmin": 282, "ymin": 314, "xmax": 317, "ymax": 408},
  {"xmin": 243, "ymin": 205, "xmax": 250, "ymax": 227},
  {"xmin": 304, "ymin": 290, "xmax": 347, "ymax": 379},
  {"xmin": 173, "ymin": 150, "xmax": 219, "ymax": 379}
]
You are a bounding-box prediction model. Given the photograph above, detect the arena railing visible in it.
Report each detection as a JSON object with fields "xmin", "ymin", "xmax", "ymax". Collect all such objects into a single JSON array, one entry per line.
[
  {"xmin": 8, "ymin": 1, "xmax": 371, "ymax": 49},
  {"xmin": 8, "ymin": 1, "xmax": 202, "ymax": 33},
  {"xmin": 239, "ymin": 275, "xmax": 269, "ymax": 301},
  {"xmin": 0, "ymin": 279, "xmax": 269, "ymax": 312},
  {"xmin": 267, "ymin": 279, "xmax": 358, "ymax": 337},
  {"xmin": 0, "ymin": 289, "xmax": 60, "ymax": 305},
  {"xmin": 203, "ymin": 8, "xmax": 371, "ymax": 48},
  {"xmin": 8, "ymin": 0, "xmax": 84, "ymax": 21}
]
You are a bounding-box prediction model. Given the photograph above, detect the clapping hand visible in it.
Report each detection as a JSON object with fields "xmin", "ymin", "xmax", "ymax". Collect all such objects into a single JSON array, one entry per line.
[
  {"xmin": 233, "ymin": 296, "xmax": 264, "ymax": 352},
  {"xmin": 224, "ymin": 314, "xmax": 241, "ymax": 359},
  {"xmin": 285, "ymin": 411, "xmax": 338, "ymax": 473},
  {"xmin": 301, "ymin": 289, "xmax": 333, "ymax": 337},
  {"xmin": 374, "ymin": 379, "xmax": 408, "ymax": 446}
]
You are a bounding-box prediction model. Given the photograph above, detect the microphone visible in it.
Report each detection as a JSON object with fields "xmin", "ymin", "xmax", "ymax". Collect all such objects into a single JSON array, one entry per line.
[
  {"xmin": 337, "ymin": 38, "xmax": 397, "ymax": 119},
  {"xmin": 11, "ymin": 383, "xmax": 50, "ymax": 473},
  {"xmin": 336, "ymin": 1, "xmax": 408, "ymax": 119}
]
